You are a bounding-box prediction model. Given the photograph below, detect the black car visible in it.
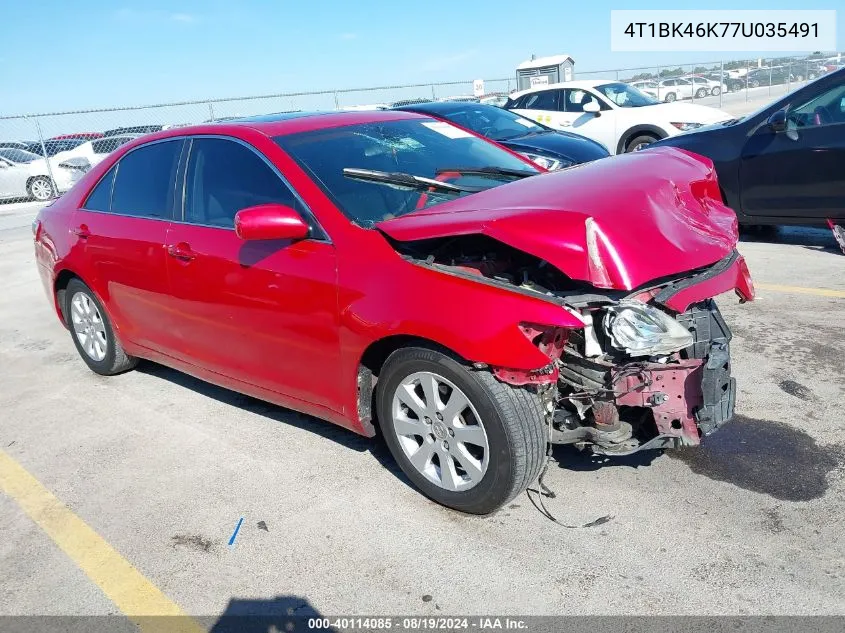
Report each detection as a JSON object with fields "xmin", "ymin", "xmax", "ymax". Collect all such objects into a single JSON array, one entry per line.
[
  {"xmin": 745, "ymin": 67, "xmax": 794, "ymax": 88},
  {"xmin": 648, "ymin": 68, "xmax": 845, "ymax": 226},
  {"xmin": 391, "ymin": 101, "xmax": 610, "ymax": 170},
  {"xmin": 102, "ymin": 125, "xmax": 165, "ymax": 136}
]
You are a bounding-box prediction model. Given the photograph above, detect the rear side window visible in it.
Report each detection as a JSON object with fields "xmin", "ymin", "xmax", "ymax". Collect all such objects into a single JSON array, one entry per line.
[
  {"xmin": 82, "ymin": 166, "xmax": 116, "ymax": 212},
  {"xmin": 521, "ymin": 90, "xmax": 561, "ymax": 111},
  {"xmin": 184, "ymin": 137, "xmax": 301, "ymax": 229},
  {"xmin": 92, "ymin": 137, "xmax": 129, "ymax": 155},
  {"xmin": 110, "ymin": 140, "xmax": 183, "ymax": 219}
]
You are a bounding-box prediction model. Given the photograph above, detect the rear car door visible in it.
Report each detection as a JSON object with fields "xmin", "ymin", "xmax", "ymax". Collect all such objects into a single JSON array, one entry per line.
[
  {"xmin": 511, "ymin": 89, "xmax": 564, "ymax": 127},
  {"xmin": 739, "ymin": 81, "xmax": 845, "ymax": 221},
  {"xmin": 72, "ymin": 138, "xmax": 185, "ymax": 351},
  {"xmin": 164, "ymin": 136, "xmax": 343, "ymax": 409}
]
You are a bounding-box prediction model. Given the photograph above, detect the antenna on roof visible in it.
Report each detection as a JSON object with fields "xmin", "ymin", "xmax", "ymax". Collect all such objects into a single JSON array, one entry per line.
[{"xmin": 530, "ymin": 53, "xmax": 536, "ymax": 61}]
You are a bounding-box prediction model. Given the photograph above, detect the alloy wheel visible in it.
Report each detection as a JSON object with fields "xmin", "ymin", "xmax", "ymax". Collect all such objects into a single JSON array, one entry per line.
[
  {"xmin": 30, "ymin": 178, "xmax": 53, "ymax": 201},
  {"xmin": 391, "ymin": 371, "xmax": 489, "ymax": 491},
  {"xmin": 70, "ymin": 291, "xmax": 108, "ymax": 361}
]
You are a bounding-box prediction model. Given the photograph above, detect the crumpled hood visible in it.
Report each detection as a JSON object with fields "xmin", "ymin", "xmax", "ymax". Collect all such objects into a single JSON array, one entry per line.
[{"xmin": 376, "ymin": 147, "xmax": 738, "ymax": 290}]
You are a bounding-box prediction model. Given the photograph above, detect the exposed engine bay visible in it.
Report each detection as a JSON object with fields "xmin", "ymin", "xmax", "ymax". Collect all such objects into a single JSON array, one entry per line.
[{"xmin": 391, "ymin": 233, "xmax": 740, "ymax": 455}]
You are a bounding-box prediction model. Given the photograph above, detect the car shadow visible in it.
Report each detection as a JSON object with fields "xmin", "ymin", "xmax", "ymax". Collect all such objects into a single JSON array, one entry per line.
[
  {"xmin": 136, "ymin": 362, "xmax": 412, "ymax": 489},
  {"xmin": 739, "ymin": 225, "xmax": 840, "ymax": 253},
  {"xmin": 551, "ymin": 443, "xmax": 662, "ymax": 472},
  {"xmin": 206, "ymin": 595, "xmax": 336, "ymax": 632}
]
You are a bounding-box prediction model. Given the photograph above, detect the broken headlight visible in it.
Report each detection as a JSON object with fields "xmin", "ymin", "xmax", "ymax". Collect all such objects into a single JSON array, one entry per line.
[{"xmin": 603, "ymin": 302, "xmax": 693, "ymax": 357}]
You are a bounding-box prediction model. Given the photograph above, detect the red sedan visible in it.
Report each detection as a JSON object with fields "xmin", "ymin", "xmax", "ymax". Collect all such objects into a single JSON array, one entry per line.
[
  {"xmin": 33, "ymin": 111, "xmax": 753, "ymax": 514},
  {"xmin": 49, "ymin": 133, "xmax": 105, "ymax": 141}
]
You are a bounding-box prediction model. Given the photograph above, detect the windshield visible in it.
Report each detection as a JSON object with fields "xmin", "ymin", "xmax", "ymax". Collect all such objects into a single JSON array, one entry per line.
[
  {"xmin": 595, "ymin": 82, "xmax": 658, "ymax": 107},
  {"xmin": 0, "ymin": 148, "xmax": 40, "ymax": 163},
  {"xmin": 434, "ymin": 104, "xmax": 546, "ymax": 141},
  {"xmin": 275, "ymin": 119, "xmax": 539, "ymax": 226}
]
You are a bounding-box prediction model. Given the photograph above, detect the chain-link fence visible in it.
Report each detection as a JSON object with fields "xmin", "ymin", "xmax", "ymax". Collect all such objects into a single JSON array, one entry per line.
[{"xmin": 1, "ymin": 52, "xmax": 841, "ymax": 204}]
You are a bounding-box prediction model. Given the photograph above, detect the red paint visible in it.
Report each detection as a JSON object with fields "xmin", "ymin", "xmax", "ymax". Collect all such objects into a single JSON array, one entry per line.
[
  {"xmin": 377, "ymin": 147, "xmax": 738, "ymax": 291},
  {"xmin": 49, "ymin": 133, "xmax": 105, "ymax": 140},
  {"xmin": 33, "ymin": 112, "xmax": 753, "ymax": 438}
]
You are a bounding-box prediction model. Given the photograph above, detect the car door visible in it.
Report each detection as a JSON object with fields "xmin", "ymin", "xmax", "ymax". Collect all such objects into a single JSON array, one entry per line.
[
  {"xmin": 0, "ymin": 157, "xmax": 27, "ymax": 199},
  {"xmin": 739, "ymin": 81, "xmax": 845, "ymax": 221},
  {"xmin": 511, "ymin": 89, "xmax": 564, "ymax": 127},
  {"xmin": 72, "ymin": 138, "xmax": 185, "ymax": 351},
  {"xmin": 560, "ymin": 88, "xmax": 617, "ymax": 150},
  {"xmin": 164, "ymin": 136, "xmax": 343, "ymax": 409},
  {"xmin": 675, "ymin": 79, "xmax": 695, "ymax": 99}
]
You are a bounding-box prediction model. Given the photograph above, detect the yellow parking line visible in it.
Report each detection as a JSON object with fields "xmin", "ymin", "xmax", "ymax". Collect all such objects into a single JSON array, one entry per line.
[
  {"xmin": 0, "ymin": 450, "xmax": 204, "ymax": 633},
  {"xmin": 756, "ymin": 283, "xmax": 845, "ymax": 299}
]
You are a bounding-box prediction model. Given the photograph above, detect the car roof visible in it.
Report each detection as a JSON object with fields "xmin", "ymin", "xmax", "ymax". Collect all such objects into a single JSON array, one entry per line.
[
  {"xmin": 121, "ymin": 110, "xmax": 430, "ymax": 145},
  {"xmin": 392, "ymin": 101, "xmax": 499, "ymax": 115},
  {"xmin": 509, "ymin": 79, "xmax": 620, "ymax": 98}
]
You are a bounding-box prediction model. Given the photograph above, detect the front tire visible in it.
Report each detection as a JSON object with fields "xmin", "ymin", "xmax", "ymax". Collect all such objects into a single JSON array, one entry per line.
[
  {"xmin": 695, "ymin": 88, "xmax": 707, "ymax": 98},
  {"xmin": 64, "ymin": 278, "xmax": 138, "ymax": 376},
  {"xmin": 625, "ymin": 134, "xmax": 658, "ymax": 153},
  {"xmin": 28, "ymin": 176, "xmax": 55, "ymax": 201},
  {"xmin": 377, "ymin": 347, "xmax": 546, "ymax": 514},
  {"xmin": 664, "ymin": 92, "xmax": 677, "ymax": 103}
]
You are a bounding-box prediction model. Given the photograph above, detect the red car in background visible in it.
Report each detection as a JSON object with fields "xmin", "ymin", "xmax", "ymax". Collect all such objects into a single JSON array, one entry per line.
[
  {"xmin": 49, "ymin": 133, "xmax": 105, "ymax": 141},
  {"xmin": 33, "ymin": 111, "xmax": 753, "ymax": 514}
]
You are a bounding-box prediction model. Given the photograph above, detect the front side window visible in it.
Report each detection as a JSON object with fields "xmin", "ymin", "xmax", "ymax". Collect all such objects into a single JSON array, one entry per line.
[
  {"xmin": 563, "ymin": 89, "xmax": 605, "ymax": 112},
  {"xmin": 110, "ymin": 139, "xmax": 183, "ymax": 219},
  {"xmin": 184, "ymin": 137, "xmax": 302, "ymax": 229},
  {"xmin": 789, "ymin": 83, "xmax": 845, "ymax": 128},
  {"xmin": 275, "ymin": 119, "xmax": 538, "ymax": 227},
  {"xmin": 0, "ymin": 148, "xmax": 39, "ymax": 164},
  {"xmin": 92, "ymin": 137, "xmax": 133, "ymax": 155}
]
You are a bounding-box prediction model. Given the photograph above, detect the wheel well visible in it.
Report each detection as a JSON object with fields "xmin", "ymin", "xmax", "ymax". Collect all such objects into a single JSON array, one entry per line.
[
  {"xmin": 54, "ymin": 270, "xmax": 80, "ymax": 326},
  {"xmin": 617, "ymin": 126, "xmax": 665, "ymax": 154},
  {"xmin": 356, "ymin": 335, "xmax": 463, "ymax": 436}
]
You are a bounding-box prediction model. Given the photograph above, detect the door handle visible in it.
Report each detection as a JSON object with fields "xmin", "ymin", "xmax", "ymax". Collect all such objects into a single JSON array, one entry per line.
[
  {"xmin": 167, "ymin": 242, "xmax": 195, "ymax": 261},
  {"xmin": 71, "ymin": 224, "xmax": 90, "ymax": 239}
]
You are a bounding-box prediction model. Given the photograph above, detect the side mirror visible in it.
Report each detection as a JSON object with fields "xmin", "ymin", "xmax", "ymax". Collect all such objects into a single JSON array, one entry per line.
[
  {"xmin": 582, "ymin": 100, "xmax": 601, "ymax": 114},
  {"xmin": 768, "ymin": 109, "xmax": 787, "ymax": 133},
  {"xmin": 234, "ymin": 203, "xmax": 310, "ymax": 241}
]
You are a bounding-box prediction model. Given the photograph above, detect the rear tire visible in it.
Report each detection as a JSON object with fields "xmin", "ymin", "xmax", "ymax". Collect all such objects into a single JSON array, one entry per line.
[
  {"xmin": 625, "ymin": 134, "xmax": 658, "ymax": 153},
  {"xmin": 376, "ymin": 347, "xmax": 546, "ymax": 514},
  {"xmin": 64, "ymin": 278, "xmax": 138, "ymax": 376},
  {"xmin": 711, "ymin": 86, "xmax": 721, "ymax": 96}
]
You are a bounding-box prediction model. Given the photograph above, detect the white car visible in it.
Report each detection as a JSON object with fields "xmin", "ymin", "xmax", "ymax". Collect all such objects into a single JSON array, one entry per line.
[
  {"xmin": 0, "ymin": 148, "xmax": 84, "ymax": 201},
  {"xmin": 685, "ymin": 76, "xmax": 729, "ymax": 97},
  {"xmin": 655, "ymin": 78, "xmax": 697, "ymax": 102},
  {"xmin": 629, "ymin": 81, "xmax": 659, "ymax": 99},
  {"xmin": 506, "ymin": 80, "xmax": 732, "ymax": 154},
  {"xmin": 49, "ymin": 135, "xmax": 141, "ymax": 171}
]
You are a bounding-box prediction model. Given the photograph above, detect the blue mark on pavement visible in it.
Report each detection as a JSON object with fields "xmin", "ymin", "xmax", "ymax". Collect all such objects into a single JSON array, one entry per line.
[{"xmin": 228, "ymin": 517, "xmax": 244, "ymax": 547}]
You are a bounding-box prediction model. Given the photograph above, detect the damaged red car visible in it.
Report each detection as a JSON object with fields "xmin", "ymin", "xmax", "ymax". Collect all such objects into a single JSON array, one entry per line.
[{"xmin": 33, "ymin": 111, "xmax": 754, "ymax": 514}]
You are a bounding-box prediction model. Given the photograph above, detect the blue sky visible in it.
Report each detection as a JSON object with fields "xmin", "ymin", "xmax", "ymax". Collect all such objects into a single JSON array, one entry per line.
[{"xmin": 0, "ymin": 0, "xmax": 842, "ymax": 115}]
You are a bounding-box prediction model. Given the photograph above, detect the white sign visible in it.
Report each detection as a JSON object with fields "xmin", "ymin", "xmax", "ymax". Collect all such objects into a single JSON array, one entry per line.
[
  {"xmin": 421, "ymin": 121, "xmax": 473, "ymax": 139},
  {"xmin": 610, "ymin": 10, "xmax": 836, "ymax": 52},
  {"xmin": 530, "ymin": 76, "xmax": 550, "ymax": 87},
  {"xmin": 563, "ymin": 66, "xmax": 572, "ymax": 82},
  {"xmin": 472, "ymin": 79, "xmax": 485, "ymax": 97}
]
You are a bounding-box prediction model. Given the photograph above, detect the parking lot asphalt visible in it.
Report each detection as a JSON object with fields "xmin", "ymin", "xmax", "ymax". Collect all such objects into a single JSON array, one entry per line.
[{"xmin": 1, "ymin": 199, "xmax": 843, "ymax": 622}]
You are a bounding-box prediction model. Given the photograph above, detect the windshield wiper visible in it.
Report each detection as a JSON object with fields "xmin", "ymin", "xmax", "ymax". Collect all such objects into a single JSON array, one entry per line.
[
  {"xmin": 342, "ymin": 168, "xmax": 483, "ymax": 193},
  {"xmin": 434, "ymin": 166, "xmax": 536, "ymax": 179}
]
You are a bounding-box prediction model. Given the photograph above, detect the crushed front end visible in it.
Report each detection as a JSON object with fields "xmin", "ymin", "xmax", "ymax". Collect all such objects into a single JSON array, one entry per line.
[{"xmin": 554, "ymin": 297, "xmax": 736, "ymax": 454}]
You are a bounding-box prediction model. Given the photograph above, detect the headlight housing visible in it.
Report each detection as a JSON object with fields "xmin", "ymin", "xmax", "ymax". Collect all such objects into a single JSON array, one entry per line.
[
  {"xmin": 670, "ymin": 122, "xmax": 704, "ymax": 131},
  {"xmin": 516, "ymin": 151, "xmax": 573, "ymax": 171},
  {"xmin": 603, "ymin": 302, "xmax": 694, "ymax": 357}
]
